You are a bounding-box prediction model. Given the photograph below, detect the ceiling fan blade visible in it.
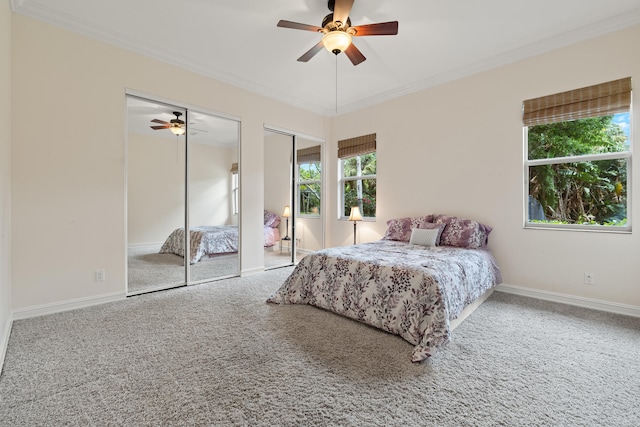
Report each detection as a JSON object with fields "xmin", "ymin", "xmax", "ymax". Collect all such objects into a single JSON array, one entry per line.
[
  {"xmin": 333, "ymin": 0, "xmax": 354, "ymax": 27},
  {"xmin": 150, "ymin": 125, "xmax": 169, "ymax": 130},
  {"xmin": 351, "ymin": 21, "xmax": 399, "ymax": 36},
  {"xmin": 151, "ymin": 118, "xmax": 169, "ymax": 125},
  {"xmin": 297, "ymin": 41, "xmax": 325, "ymax": 62},
  {"xmin": 344, "ymin": 43, "xmax": 366, "ymax": 66},
  {"xmin": 277, "ymin": 20, "xmax": 323, "ymax": 32}
]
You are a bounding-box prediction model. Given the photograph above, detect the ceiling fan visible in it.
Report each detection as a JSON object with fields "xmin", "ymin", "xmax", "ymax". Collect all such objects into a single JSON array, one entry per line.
[
  {"xmin": 150, "ymin": 112, "xmax": 186, "ymax": 136},
  {"xmin": 277, "ymin": 0, "xmax": 398, "ymax": 66}
]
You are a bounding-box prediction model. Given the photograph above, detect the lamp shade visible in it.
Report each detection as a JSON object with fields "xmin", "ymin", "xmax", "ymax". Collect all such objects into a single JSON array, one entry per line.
[
  {"xmin": 322, "ymin": 31, "xmax": 352, "ymax": 54},
  {"xmin": 349, "ymin": 206, "xmax": 363, "ymax": 222},
  {"xmin": 282, "ymin": 205, "xmax": 291, "ymax": 218}
]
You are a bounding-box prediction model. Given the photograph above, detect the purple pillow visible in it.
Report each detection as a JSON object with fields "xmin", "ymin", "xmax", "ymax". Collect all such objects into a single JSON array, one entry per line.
[
  {"xmin": 418, "ymin": 222, "xmax": 445, "ymax": 246},
  {"xmin": 382, "ymin": 215, "xmax": 434, "ymax": 242},
  {"xmin": 264, "ymin": 210, "xmax": 281, "ymax": 228},
  {"xmin": 433, "ymin": 215, "xmax": 492, "ymax": 249}
]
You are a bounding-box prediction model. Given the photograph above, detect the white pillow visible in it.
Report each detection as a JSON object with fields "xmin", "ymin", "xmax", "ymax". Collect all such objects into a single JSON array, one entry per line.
[{"xmin": 409, "ymin": 228, "xmax": 439, "ymax": 247}]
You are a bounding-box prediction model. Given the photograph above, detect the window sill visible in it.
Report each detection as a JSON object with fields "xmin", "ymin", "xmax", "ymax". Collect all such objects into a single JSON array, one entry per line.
[{"xmin": 524, "ymin": 223, "xmax": 631, "ymax": 234}]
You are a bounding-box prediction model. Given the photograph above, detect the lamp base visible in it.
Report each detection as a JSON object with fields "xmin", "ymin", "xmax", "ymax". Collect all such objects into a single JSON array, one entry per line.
[{"xmin": 353, "ymin": 222, "xmax": 357, "ymax": 245}]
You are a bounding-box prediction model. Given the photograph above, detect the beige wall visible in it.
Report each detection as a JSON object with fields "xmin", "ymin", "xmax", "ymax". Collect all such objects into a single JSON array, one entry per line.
[
  {"xmin": 263, "ymin": 131, "xmax": 291, "ymax": 238},
  {"xmin": 1, "ymin": 0, "xmax": 12, "ymax": 362},
  {"xmin": 328, "ymin": 25, "xmax": 640, "ymax": 307},
  {"xmin": 10, "ymin": 14, "xmax": 328, "ymax": 310},
  {"xmin": 8, "ymin": 11, "xmax": 640, "ymax": 314}
]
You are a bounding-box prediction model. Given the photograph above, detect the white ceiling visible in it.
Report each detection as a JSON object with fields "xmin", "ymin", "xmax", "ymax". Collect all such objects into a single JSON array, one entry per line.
[{"xmin": 11, "ymin": 0, "xmax": 640, "ymax": 116}]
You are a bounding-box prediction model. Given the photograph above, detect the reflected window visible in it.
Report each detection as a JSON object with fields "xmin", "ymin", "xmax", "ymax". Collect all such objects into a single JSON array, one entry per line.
[
  {"xmin": 297, "ymin": 145, "xmax": 321, "ymax": 217},
  {"xmin": 231, "ymin": 162, "xmax": 239, "ymax": 215}
]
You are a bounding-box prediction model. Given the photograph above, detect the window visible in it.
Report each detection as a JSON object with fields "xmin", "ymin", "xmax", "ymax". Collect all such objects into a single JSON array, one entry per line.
[
  {"xmin": 297, "ymin": 145, "xmax": 321, "ymax": 216},
  {"xmin": 338, "ymin": 133, "xmax": 377, "ymax": 218},
  {"xmin": 230, "ymin": 162, "xmax": 239, "ymax": 215},
  {"xmin": 523, "ymin": 78, "xmax": 631, "ymax": 231}
]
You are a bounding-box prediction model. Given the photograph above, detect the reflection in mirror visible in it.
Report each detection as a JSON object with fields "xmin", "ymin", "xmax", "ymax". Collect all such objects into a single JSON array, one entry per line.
[
  {"xmin": 263, "ymin": 129, "xmax": 324, "ymax": 269},
  {"xmin": 126, "ymin": 95, "xmax": 240, "ymax": 295},
  {"xmin": 127, "ymin": 97, "xmax": 187, "ymax": 294},
  {"xmin": 263, "ymin": 130, "xmax": 294, "ymax": 269},
  {"xmin": 188, "ymin": 111, "xmax": 240, "ymax": 283},
  {"xmin": 295, "ymin": 139, "xmax": 323, "ymax": 259}
]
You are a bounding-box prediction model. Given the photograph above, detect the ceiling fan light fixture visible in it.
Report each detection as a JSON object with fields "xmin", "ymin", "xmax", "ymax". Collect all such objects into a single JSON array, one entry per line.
[
  {"xmin": 322, "ymin": 30, "xmax": 352, "ymax": 54},
  {"xmin": 170, "ymin": 125, "xmax": 185, "ymax": 136}
]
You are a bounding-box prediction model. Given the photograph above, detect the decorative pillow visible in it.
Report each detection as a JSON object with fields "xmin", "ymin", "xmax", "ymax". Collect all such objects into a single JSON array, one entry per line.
[
  {"xmin": 409, "ymin": 228, "xmax": 440, "ymax": 247},
  {"xmin": 263, "ymin": 210, "xmax": 281, "ymax": 228},
  {"xmin": 418, "ymin": 222, "xmax": 445, "ymax": 246},
  {"xmin": 433, "ymin": 215, "xmax": 492, "ymax": 249},
  {"xmin": 382, "ymin": 215, "xmax": 434, "ymax": 242}
]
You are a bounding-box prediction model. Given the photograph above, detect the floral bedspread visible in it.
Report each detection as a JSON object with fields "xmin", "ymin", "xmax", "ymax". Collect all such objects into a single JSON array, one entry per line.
[
  {"xmin": 267, "ymin": 240, "xmax": 502, "ymax": 361},
  {"xmin": 160, "ymin": 225, "xmax": 238, "ymax": 264}
]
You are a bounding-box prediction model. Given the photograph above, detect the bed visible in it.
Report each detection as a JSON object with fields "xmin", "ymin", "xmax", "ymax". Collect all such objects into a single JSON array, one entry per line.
[
  {"xmin": 267, "ymin": 214, "xmax": 502, "ymax": 362},
  {"xmin": 159, "ymin": 210, "xmax": 281, "ymax": 264}
]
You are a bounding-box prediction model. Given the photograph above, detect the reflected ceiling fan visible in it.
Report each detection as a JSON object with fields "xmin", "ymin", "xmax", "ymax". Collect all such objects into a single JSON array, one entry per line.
[
  {"xmin": 277, "ymin": 0, "xmax": 398, "ymax": 66},
  {"xmin": 150, "ymin": 112, "xmax": 186, "ymax": 136}
]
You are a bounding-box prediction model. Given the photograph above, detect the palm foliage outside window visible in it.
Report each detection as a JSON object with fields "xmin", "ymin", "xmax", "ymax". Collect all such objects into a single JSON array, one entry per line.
[{"xmin": 524, "ymin": 78, "xmax": 631, "ymax": 231}]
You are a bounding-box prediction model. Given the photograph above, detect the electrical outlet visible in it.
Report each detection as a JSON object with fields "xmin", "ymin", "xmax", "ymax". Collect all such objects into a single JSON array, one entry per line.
[
  {"xmin": 584, "ymin": 272, "xmax": 594, "ymax": 285},
  {"xmin": 95, "ymin": 270, "xmax": 106, "ymax": 282}
]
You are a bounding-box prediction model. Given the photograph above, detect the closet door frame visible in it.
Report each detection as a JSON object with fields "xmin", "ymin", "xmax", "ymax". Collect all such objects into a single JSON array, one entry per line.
[
  {"xmin": 264, "ymin": 125, "xmax": 325, "ymax": 267},
  {"xmin": 125, "ymin": 89, "xmax": 241, "ymax": 294}
]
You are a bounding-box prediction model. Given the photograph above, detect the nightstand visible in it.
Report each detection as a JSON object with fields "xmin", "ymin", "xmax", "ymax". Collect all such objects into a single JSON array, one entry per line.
[{"xmin": 280, "ymin": 236, "xmax": 291, "ymax": 254}]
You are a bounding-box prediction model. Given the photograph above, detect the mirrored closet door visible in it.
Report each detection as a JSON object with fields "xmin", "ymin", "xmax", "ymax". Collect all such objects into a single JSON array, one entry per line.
[
  {"xmin": 188, "ymin": 112, "xmax": 240, "ymax": 283},
  {"xmin": 126, "ymin": 95, "xmax": 240, "ymax": 295},
  {"xmin": 263, "ymin": 128, "xmax": 324, "ymax": 269}
]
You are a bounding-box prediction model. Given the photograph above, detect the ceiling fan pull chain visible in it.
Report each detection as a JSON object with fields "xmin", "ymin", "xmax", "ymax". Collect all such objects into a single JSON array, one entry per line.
[{"xmin": 335, "ymin": 55, "xmax": 338, "ymax": 114}]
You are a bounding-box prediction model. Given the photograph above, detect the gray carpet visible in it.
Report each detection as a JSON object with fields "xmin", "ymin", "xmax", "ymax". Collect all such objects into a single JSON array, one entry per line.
[
  {"xmin": 1, "ymin": 268, "xmax": 639, "ymax": 426},
  {"xmin": 127, "ymin": 245, "xmax": 294, "ymax": 294}
]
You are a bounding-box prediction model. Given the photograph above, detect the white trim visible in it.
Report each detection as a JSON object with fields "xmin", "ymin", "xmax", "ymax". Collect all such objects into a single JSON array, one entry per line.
[
  {"xmin": 263, "ymin": 124, "xmax": 325, "ymax": 144},
  {"xmin": 12, "ymin": 291, "xmax": 126, "ymax": 320},
  {"xmin": 496, "ymin": 283, "xmax": 640, "ymax": 318},
  {"xmin": 0, "ymin": 315, "xmax": 12, "ymax": 374}
]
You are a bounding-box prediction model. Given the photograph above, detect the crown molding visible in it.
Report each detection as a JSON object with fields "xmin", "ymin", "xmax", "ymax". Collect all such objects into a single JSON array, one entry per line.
[
  {"xmin": 332, "ymin": 7, "xmax": 640, "ymax": 116},
  {"xmin": 12, "ymin": 1, "xmax": 640, "ymax": 118}
]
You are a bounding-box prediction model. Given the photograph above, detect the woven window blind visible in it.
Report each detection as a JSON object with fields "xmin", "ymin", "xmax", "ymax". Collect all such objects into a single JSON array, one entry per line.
[
  {"xmin": 337, "ymin": 133, "xmax": 376, "ymax": 159},
  {"xmin": 230, "ymin": 162, "xmax": 238, "ymax": 174},
  {"xmin": 523, "ymin": 77, "xmax": 631, "ymax": 126},
  {"xmin": 296, "ymin": 145, "xmax": 321, "ymax": 164}
]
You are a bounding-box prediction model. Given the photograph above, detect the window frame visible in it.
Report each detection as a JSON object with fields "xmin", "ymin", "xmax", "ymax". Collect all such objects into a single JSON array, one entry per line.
[{"xmin": 524, "ymin": 119, "xmax": 632, "ymax": 233}]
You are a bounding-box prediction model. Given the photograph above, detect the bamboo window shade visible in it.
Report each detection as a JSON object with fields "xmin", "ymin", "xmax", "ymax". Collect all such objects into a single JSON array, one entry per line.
[
  {"xmin": 296, "ymin": 145, "xmax": 321, "ymax": 164},
  {"xmin": 522, "ymin": 77, "xmax": 631, "ymax": 127},
  {"xmin": 338, "ymin": 133, "xmax": 376, "ymax": 159},
  {"xmin": 230, "ymin": 163, "xmax": 238, "ymax": 174}
]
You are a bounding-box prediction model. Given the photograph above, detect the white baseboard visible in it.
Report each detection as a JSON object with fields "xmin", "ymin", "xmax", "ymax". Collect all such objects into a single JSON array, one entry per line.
[
  {"xmin": 241, "ymin": 267, "xmax": 266, "ymax": 277},
  {"xmin": 496, "ymin": 283, "xmax": 640, "ymax": 318},
  {"xmin": 12, "ymin": 291, "xmax": 126, "ymax": 320},
  {"xmin": 0, "ymin": 314, "xmax": 12, "ymax": 374}
]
